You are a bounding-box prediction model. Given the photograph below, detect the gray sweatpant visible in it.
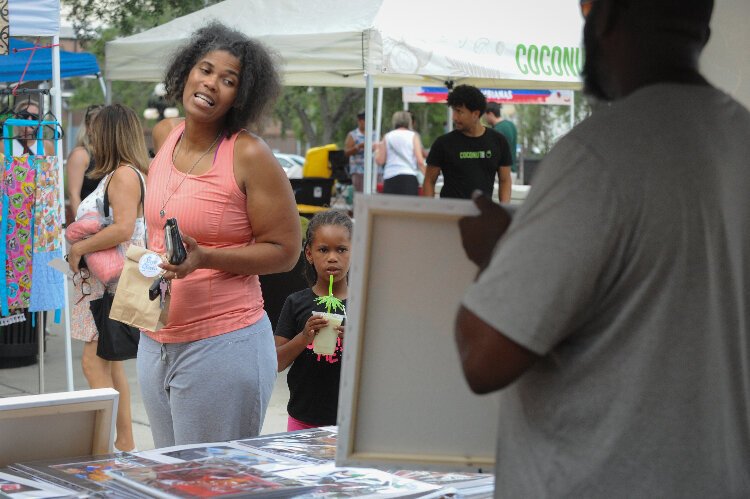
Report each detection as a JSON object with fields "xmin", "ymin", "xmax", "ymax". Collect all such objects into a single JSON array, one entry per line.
[{"xmin": 137, "ymin": 316, "xmax": 277, "ymax": 448}]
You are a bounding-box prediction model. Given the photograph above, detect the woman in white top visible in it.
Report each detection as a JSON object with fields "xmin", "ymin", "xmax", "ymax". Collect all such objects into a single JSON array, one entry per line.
[{"xmin": 376, "ymin": 111, "xmax": 425, "ymax": 196}]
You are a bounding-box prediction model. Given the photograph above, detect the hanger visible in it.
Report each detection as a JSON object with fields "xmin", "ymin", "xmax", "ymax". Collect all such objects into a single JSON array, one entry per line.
[
  {"xmin": 13, "ymin": 96, "xmax": 36, "ymax": 121},
  {"xmin": 0, "ymin": 94, "xmax": 11, "ymax": 117},
  {"xmin": 5, "ymin": 99, "xmax": 63, "ymax": 142},
  {"xmin": 0, "ymin": 95, "xmax": 12, "ymax": 134},
  {"xmin": 6, "ymin": 99, "xmax": 37, "ymax": 142},
  {"xmin": 40, "ymin": 109, "xmax": 64, "ymax": 141}
]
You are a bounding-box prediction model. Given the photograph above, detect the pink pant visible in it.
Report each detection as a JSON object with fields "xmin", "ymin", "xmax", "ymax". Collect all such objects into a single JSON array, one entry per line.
[{"xmin": 287, "ymin": 415, "xmax": 320, "ymax": 432}]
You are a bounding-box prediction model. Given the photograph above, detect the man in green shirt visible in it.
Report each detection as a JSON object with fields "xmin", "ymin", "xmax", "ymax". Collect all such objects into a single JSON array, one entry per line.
[{"xmin": 485, "ymin": 103, "xmax": 518, "ymax": 173}]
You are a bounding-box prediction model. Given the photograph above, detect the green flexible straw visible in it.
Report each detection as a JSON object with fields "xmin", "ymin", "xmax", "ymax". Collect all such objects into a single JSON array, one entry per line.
[{"xmin": 314, "ymin": 274, "xmax": 346, "ymax": 314}]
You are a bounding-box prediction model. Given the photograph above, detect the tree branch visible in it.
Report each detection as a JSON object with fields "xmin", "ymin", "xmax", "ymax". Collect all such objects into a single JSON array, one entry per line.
[
  {"xmin": 287, "ymin": 94, "xmax": 318, "ymax": 145},
  {"xmin": 331, "ymin": 89, "xmax": 362, "ymax": 127}
]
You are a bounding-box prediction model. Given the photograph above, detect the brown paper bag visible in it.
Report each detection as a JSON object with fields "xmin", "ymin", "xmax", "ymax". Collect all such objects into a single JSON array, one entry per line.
[{"xmin": 110, "ymin": 245, "xmax": 169, "ymax": 332}]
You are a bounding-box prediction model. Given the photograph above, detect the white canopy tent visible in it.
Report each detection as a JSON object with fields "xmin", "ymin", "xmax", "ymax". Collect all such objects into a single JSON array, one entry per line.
[
  {"xmin": 8, "ymin": 0, "xmax": 59, "ymax": 36},
  {"xmin": 101, "ymin": 0, "xmax": 750, "ymax": 190},
  {"xmin": 8, "ymin": 0, "xmax": 74, "ymax": 392},
  {"xmin": 105, "ymin": 0, "xmax": 584, "ymax": 89},
  {"xmin": 105, "ymin": 0, "xmax": 584, "ymax": 192}
]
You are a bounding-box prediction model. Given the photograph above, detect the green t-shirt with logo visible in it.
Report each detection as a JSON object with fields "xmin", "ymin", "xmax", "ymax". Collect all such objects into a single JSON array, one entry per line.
[
  {"xmin": 494, "ymin": 120, "xmax": 518, "ymax": 172},
  {"xmin": 426, "ymin": 127, "xmax": 512, "ymax": 199}
]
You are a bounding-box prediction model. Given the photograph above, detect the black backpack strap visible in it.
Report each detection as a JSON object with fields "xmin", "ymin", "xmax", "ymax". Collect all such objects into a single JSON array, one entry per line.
[{"xmin": 103, "ymin": 165, "xmax": 145, "ymax": 217}]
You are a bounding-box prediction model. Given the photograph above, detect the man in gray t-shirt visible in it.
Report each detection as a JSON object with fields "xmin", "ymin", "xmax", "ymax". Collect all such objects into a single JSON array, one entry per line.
[{"xmin": 455, "ymin": 0, "xmax": 750, "ymax": 497}]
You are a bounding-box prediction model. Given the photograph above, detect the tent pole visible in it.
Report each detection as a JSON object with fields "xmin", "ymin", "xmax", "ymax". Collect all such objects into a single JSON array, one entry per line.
[
  {"xmin": 570, "ymin": 91, "xmax": 575, "ymax": 130},
  {"xmin": 37, "ymin": 314, "xmax": 44, "ymax": 393},
  {"xmin": 53, "ymin": 35, "xmax": 75, "ymax": 392},
  {"xmin": 66, "ymin": 106, "xmax": 73, "ymax": 154},
  {"xmin": 363, "ymin": 74, "xmax": 374, "ymax": 195},
  {"xmin": 373, "ymin": 87, "xmax": 384, "ymax": 194},
  {"xmin": 375, "ymin": 87, "xmax": 383, "ymax": 141},
  {"xmin": 105, "ymin": 80, "xmax": 112, "ymax": 105},
  {"xmin": 98, "ymin": 74, "xmax": 107, "ymax": 101}
]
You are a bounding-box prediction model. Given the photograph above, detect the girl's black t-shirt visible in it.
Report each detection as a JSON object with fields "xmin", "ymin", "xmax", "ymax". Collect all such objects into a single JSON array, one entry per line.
[{"xmin": 275, "ymin": 288, "xmax": 346, "ymax": 425}]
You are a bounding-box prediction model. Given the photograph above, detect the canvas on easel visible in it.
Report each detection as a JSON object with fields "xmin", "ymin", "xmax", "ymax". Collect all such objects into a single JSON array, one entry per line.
[
  {"xmin": 337, "ymin": 194, "xmax": 499, "ymax": 472},
  {"xmin": 0, "ymin": 388, "xmax": 118, "ymax": 466}
]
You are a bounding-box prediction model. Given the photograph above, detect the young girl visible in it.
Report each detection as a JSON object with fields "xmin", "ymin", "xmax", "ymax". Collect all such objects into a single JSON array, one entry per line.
[{"xmin": 274, "ymin": 210, "xmax": 353, "ymax": 431}]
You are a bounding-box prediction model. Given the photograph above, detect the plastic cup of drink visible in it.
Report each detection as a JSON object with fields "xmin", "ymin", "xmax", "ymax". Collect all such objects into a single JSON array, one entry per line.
[{"xmin": 311, "ymin": 312, "xmax": 344, "ymax": 355}]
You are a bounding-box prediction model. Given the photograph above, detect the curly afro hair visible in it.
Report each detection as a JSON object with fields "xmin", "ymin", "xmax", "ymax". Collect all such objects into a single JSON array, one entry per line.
[
  {"xmin": 163, "ymin": 22, "xmax": 281, "ymax": 136},
  {"xmin": 446, "ymin": 84, "xmax": 487, "ymax": 114}
]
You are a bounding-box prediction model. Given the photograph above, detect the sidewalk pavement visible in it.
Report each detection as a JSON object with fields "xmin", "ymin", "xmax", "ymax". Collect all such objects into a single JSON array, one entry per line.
[{"xmin": 0, "ymin": 293, "xmax": 290, "ymax": 451}]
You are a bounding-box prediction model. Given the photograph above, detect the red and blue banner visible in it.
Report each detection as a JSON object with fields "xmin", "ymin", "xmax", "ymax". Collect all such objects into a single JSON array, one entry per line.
[{"xmin": 403, "ymin": 87, "xmax": 574, "ymax": 106}]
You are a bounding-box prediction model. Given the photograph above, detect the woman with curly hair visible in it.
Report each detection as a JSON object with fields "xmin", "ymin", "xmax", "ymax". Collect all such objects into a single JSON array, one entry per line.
[{"xmin": 140, "ymin": 22, "xmax": 300, "ymax": 447}]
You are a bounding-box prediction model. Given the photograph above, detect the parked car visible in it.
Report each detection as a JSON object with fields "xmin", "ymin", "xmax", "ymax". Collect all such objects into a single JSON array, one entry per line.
[
  {"xmin": 273, "ymin": 153, "xmax": 298, "ymax": 171},
  {"xmin": 281, "ymin": 153, "xmax": 305, "ymax": 166},
  {"xmin": 274, "ymin": 152, "xmax": 304, "ymax": 179}
]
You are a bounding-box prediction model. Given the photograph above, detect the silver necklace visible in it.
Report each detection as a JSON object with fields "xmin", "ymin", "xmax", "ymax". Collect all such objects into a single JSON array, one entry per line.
[{"xmin": 159, "ymin": 130, "xmax": 222, "ymax": 218}]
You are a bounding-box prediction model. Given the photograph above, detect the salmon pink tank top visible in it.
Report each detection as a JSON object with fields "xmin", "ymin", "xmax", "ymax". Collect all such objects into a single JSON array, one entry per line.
[{"xmin": 144, "ymin": 122, "xmax": 264, "ymax": 343}]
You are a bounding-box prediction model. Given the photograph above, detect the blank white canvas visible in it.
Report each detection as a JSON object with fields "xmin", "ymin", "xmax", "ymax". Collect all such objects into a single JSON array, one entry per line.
[
  {"xmin": 702, "ymin": 0, "xmax": 750, "ymax": 108},
  {"xmin": 338, "ymin": 194, "xmax": 499, "ymax": 472},
  {"xmin": 0, "ymin": 388, "xmax": 118, "ymax": 465}
]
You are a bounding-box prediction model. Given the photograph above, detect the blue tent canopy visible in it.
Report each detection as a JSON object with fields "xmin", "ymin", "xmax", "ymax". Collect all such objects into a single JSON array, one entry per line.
[{"xmin": 0, "ymin": 39, "xmax": 100, "ymax": 83}]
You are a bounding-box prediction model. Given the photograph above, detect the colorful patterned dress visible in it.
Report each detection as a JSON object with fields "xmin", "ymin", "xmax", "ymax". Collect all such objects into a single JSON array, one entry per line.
[
  {"xmin": 3, "ymin": 155, "xmax": 36, "ymax": 314},
  {"xmin": 29, "ymin": 156, "xmax": 66, "ymax": 312}
]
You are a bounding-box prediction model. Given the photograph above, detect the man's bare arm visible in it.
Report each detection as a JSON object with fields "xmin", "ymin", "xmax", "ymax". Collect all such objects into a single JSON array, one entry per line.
[
  {"xmin": 455, "ymin": 306, "xmax": 538, "ymax": 394},
  {"xmin": 422, "ymin": 166, "xmax": 440, "ymax": 197},
  {"xmin": 497, "ymin": 166, "xmax": 512, "ymax": 203}
]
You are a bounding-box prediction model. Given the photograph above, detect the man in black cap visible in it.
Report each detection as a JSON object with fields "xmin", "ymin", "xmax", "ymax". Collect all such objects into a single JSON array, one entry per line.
[{"xmin": 455, "ymin": 0, "xmax": 750, "ymax": 495}]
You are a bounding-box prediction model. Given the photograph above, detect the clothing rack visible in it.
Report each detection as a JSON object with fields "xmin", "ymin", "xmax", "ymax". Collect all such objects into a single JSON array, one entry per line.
[
  {"xmin": 3, "ymin": 118, "xmax": 60, "ymax": 152},
  {"xmin": 2, "ymin": 109, "xmax": 60, "ymax": 394},
  {"xmin": 0, "ymin": 88, "xmax": 50, "ymax": 94},
  {"xmin": 0, "ymin": 88, "xmax": 51, "ymax": 93},
  {"xmin": 0, "ymin": 87, "xmax": 49, "ymax": 117},
  {"xmin": 4, "ymin": 20, "xmax": 74, "ymax": 392},
  {"xmin": 0, "ymin": 88, "xmax": 55, "ymax": 142}
]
